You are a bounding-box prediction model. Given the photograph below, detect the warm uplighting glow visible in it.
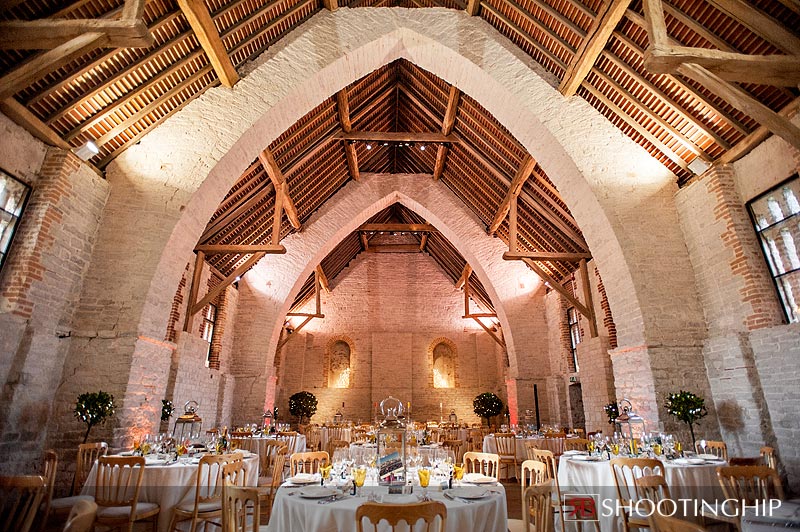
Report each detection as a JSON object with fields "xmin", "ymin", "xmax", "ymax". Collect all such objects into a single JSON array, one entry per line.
[
  {"xmin": 333, "ymin": 367, "xmax": 350, "ymax": 388},
  {"xmin": 433, "ymin": 367, "xmax": 450, "ymax": 388}
]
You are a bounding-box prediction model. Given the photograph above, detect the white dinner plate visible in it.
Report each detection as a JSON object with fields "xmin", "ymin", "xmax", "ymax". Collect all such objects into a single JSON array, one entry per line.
[
  {"xmin": 448, "ymin": 487, "xmax": 490, "ymax": 499},
  {"xmin": 463, "ymin": 474, "xmax": 496, "ymax": 484},
  {"xmin": 562, "ymin": 450, "xmax": 588, "ymax": 456},
  {"xmin": 298, "ymin": 486, "xmax": 337, "ymax": 498},
  {"xmin": 288, "ymin": 474, "xmax": 319, "ymax": 484},
  {"xmin": 569, "ymin": 455, "xmax": 603, "ymax": 461},
  {"xmin": 673, "ymin": 458, "xmax": 706, "ymax": 465},
  {"xmin": 697, "ymin": 454, "xmax": 723, "ymax": 461}
]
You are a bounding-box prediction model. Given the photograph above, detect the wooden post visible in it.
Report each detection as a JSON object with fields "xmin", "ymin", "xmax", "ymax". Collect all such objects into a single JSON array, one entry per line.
[
  {"xmin": 579, "ymin": 259, "xmax": 598, "ymax": 338},
  {"xmin": 509, "ymin": 195, "xmax": 518, "ymax": 252},
  {"xmin": 183, "ymin": 250, "xmax": 205, "ymax": 332},
  {"xmin": 272, "ymin": 188, "xmax": 284, "ymax": 245}
]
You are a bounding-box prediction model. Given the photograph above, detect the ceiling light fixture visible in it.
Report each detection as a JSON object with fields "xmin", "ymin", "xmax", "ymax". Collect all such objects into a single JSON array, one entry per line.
[{"xmin": 73, "ymin": 139, "xmax": 100, "ymax": 161}]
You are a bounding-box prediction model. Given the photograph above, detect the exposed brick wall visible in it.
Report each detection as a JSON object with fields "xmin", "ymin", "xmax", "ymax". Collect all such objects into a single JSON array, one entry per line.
[
  {"xmin": 594, "ymin": 266, "xmax": 617, "ymax": 349},
  {"xmin": 165, "ymin": 263, "xmax": 189, "ymax": 342}
]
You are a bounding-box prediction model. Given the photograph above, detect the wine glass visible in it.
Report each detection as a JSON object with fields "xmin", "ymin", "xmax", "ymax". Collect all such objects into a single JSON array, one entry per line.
[
  {"xmin": 353, "ymin": 466, "xmax": 367, "ymax": 496},
  {"xmin": 698, "ymin": 439, "xmax": 707, "ymax": 456}
]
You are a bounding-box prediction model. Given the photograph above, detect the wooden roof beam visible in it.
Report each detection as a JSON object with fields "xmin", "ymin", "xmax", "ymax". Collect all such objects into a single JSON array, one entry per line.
[
  {"xmin": 359, "ymin": 223, "xmax": 437, "ymax": 232},
  {"xmin": 258, "ymin": 148, "xmax": 301, "ymax": 230},
  {"xmin": 504, "ymin": 251, "xmax": 592, "ymax": 261},
  {"xmin": 719, "ymin": 96, "xmax": 800, "ymax": 164},
  {"xmin": 707, "ymin": 0, "xmax": 800, "ymax": 56},
  {"xmin": 177, "ymin": 0, "xmax": 239, "ymax": 88},
  {"xmin": 466, "ymin": 0, "xmax": 480, "ymax": 16},
  {"xmin": 316, "ymin": 265, "xmax": 330, "ymax": 294},
  {"xmin": 434, "ymin": 84, "xmax": 460, "ymax": 181},
  {"xmin": 323, "ymin": 0, "xmax": 338, "ymax": 10},
  {"xmin": 560, "ymin": 0, "xmax": 631, "ymax": 97},
  {"xmin": 456, "ymin": 263, "xmax": 472, "ymax": 290},
  {"xmin": 488, "ymin": 154, "xmax": 537, "ymax": 235},
  {"xmin": 0, "ymin": 98, "xmax": 71, "ymax": 149},
  {"xmin": 334, "ymin": 131, "xmax": 457, "ymax": 143},
  {"xmin": 194, "ymin": 244, "xmax": 286, "ymax": 254},
  {"xmin": 336, "ymin": 89, "xmax": 360, "ymax": 182}
]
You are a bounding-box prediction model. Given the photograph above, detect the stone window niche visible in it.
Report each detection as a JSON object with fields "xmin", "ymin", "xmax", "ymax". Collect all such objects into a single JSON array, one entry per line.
[
  {"xmin": 429, "ymin": 337, "xmax": 457, "ymax": 389},
  {"xmin": 326, "ymin": 336, "xmax": 353, "ymax": 388},
  {"xmin": 747, "ymin": 174, "xmax": 800, "ymax": 323},
  {"xmin": 0, "ymin": 168, "xmax": 31, "ymax": 272}
]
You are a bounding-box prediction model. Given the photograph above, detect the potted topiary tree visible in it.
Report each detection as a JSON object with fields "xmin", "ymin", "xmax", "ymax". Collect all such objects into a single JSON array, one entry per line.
[
  {"xmin": 604, "ymin": 402, "xmax": 619, "ymax": 426},
  {"xmin": 74, "ymin": 391, "xmax": 116, "ymax": 444},
  {"xmin": 473, "ymin": 392, "xmax": 504, "ymax": 427},
  {"xmin": 664, "ymin": 390, "xmax": 708, "ymax": 449},
  {"xmin": 288, "ymin": 391, "xmax": 318, "ymax": 425}
]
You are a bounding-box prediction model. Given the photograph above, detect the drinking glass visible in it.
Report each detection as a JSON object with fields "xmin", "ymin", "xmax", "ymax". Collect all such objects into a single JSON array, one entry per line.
[
  {"xmin": 353, "ymin": 467, "xmax": 367, "ymax": 496},
  {"xmin": 675, "ymin": 441, "xmax": 683, "ymax": 456},
  {"xmin": 653, "ymin": 443, "xmax": 663, "ymax": 456},
  {"xmin": 453, "ymin": 464, "xmax": 464, "ymax": 485},
  {"xmin": 418, "ymin": 468, "xmax": 431, "ymax": 488}
]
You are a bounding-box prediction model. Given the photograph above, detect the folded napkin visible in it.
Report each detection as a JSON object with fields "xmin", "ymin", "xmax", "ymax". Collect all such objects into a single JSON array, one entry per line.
[{"xmin": 463, "ymin": 473, "xmax": 495, "ymax": 483}]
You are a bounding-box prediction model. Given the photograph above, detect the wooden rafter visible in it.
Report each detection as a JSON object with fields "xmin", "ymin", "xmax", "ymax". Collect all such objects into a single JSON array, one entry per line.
[
  {"xmin": 0, "ymin": 99, "xmax": 70, "ymax": 149},
  {"xmin": 258, "ymin": 148, "xmax": 302, "ymax": 229},
  {"xmin": 434, "ymin": 85, "xmax": 460, "ymax": 180},
  {"xmin": 279, "ymin": 268, "xmax": 324, "ymax": 348},
  {"xmin": 466, "ymin": 0, "xmax": 480, "ymax": 16},
  {"xmin": 323, "ymin": 0, "xmax": 338, "ymax": 10},
  {"xmin": 463, "ymin": 275, "xmax": 505, "ymax": 348},
  {"xmin": 488, "ymin": 154, "xmax": 537, "ymax": 235},
  {"xmin": 316, "ymin": 265, "xmax": 330, "ymax": 294},
  {"xmin": 194, "ymin": 244, "xmax": 286, "ymax": 254},
  {"xmin": 358, "ymin": 223, "xmax": 436, "ymax": 232},
  {"xmin": 336, "ymin": 89, "xmax": 360, "ymax": 182},
  {"xmin": 177, "ymin": 0, "xmax": 239, "ymax": 88},
  {"xmin": 503, "ymin": 251, "xmax": 593, "ymax": 261},
  {"xmin": 456, "ymin": 263, "xmax": 472, "ymax": 290},
  {"xmin": 333, "ymin": 131, "xmax": 457, "ymax": 143},
  {"xmin": 719, "ymin": 96, "xmax": 800, "ymax": 164},
  {"xmin": 707, "ymin": 0, "xmax": 800, "ymax": 55},
  {"xmin": 191, "ymin": 252, "xmax": 265, "ymax": 316},
  {"xmin": 560, "ymin": 0, "xmax": 631, "ymax": 97},
  {"xmin": 183, "ymin": 250, "xmax": 206, "ymax": 333},
  {"xmin": 419, "ymin": 233, "xmax": 428, "ymax": 252}
]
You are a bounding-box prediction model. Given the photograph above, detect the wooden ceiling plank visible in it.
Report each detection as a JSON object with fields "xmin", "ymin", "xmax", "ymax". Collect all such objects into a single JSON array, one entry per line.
[
  {"xmin": 195, "ymin": 244, "xmax": 286, "ymax": 254},
  {"xmin": 433, "ymin": 145, "xmax": 448, "ymax": 181},
  {"xmin": 706, "ymin": 0, "xmax": 800, "ymax": 56},
  {"xmin": 335, "ymin": 88, "xmax": 361, "ymax": 182},
  {"xmin": 334, "ymin": 131, "xmax": 457, "ymax": 143},
  {"xmin": 581, "ymin": 82, "xmax": 691, "ymax": 171},
  {"xmin": 200, "ymin": 181, "xmax": 274, "ymax": 243},
  {"xmin": 323, "ymin": 0, "xmax": 338, "ymax": 10},
  {"xmin": 0, "ymin": 32, "xmax": 108, "ymax": 101},
  {"xmin": 271, "ymin": 182, "xmax": 285, "ymax": 246},
  {"xmin": 0, "ymin": 98, "xmax": 71, "ymax": 149},
  {"xmin": 719, "ymin": 96, "xmax": 800, "ymax": 164},
  {"xmin": 183, "ymin": 250, "xmax": 206, "ymax": 332},
  {"xmin": 556, "ymin": 0, "xmax": 598, "ymax": 21},
  {"xmin": 776, "ymin": 0, "xmax": 800, "ymax": 15},
  {"xmin": 500, "ymin": 0, "xmax": 578, "ymax": 56},
  {"xmin": 505, "ymin": 251, "xmax": 592, "ymax": 261},
  {"xmin": 560, "ymin": 0, "xmax": 631, "ymax": 97},
  {"xmin": 366, "ymin": 244, "xmax": 423, "ymax": 253},
  {"xmin": 419, "ymin": 233, "xmax": 428, "ymax": 252},
  {"xmin": 177, "ymin": 0, "xmax": 239, "ymax": 88},
  {"xmin": 659, "ymin": 2, "xmax": 735, "ymax": 53},
  {"xmin": 677, "ymin": 63, "xmax": 800, "ymax": 153},
  {"xmin": 0, "ymin": 19, "xmax": 152, "ymax": 50},
  {"xmin": 488, "ymin": 153, "xmax": 536, "ymax": 234},
  {"xmin": 344, "ymin": 143, "xmax": 360, "ymax": 182},
  {"xmin": 225, "ymin": 0, "xmax": 317, "ymax": 64},
  {"xmin": 359, "ymin": 223, "xmax": 436, "ymax": 232}
]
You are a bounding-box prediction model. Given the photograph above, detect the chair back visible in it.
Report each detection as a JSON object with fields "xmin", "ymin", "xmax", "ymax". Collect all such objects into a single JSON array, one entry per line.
[
  {"xmin": 521, "ymin": 480, "xmax": 555, "ymax": 532},
  {"xmin": 259, "ymin": 440, "xmax": 288, "ymax": 476},
  {"xmin": 327, "ymin": 427, "xmax": 349, "ymax": 443},
  {"xmin": 230, "ymin": 435, "xmax": 254, "ymax": 452},
  {"xmin": 221, "ymin": 485, "xmax": 260, "ymax": 532},
  {"xmin": 277, "ymin": 431, "xmax": 298, "ymax": 453},
  {"xmin": 462, "ymin": 452, "xmax": 500, "ymax": 479},
  {"xmin": 696, "ymin": 440, "xmax": 727, "ymax": 460},
  {"xmin": 441, "ymin": 440, "xmax": 465, "ymax": 464},
  {"xmin": 520, "ymin": 460, "xmax": 548, "ymax": 492},
  {"xmin": 355, "ymin": 501, "xmax": 447, "ymax": 532},
  {"xmin": 648, "ymin": 511, "xmax": 708, "ymax": 532},
  {"xmin": 41, "ymin": 449, "xmax": 58, "ymax": 527},
  {"xmin": 564, "ymin": 439, "xmax": 590, "ymax": 452},
  {"xmin": 327, "ymin": 439, "xmax": 350, "ymax": 458},
  {"xmin": 716, "ymin": 466, "xmax": 784, "ymax": 505},
  {"xmin": 94, "ymin": 456, "xmax": 145, "ymax": 510},
  {"xmin": 190, "ymin": 454, "xmax": 241, "ymax": 510},
  {"xmin": 270, "ymin": 450, "xmax": 288, "ymax": 491},
  {"xmin": 609, "ymin": 458, "xmax": 665, "ymax": 507},
  {"xmin": 73, "ymin": 442, "xmax": 108, "ymax": 495},
  {"xmin": 634, "ymin": 474, "xmax": 675, "ymax": 515},
  {"xmin": 571, "ymin": 428, "xmax": 586, "ymax": 438},
  {"xmin": 0, "ymin": 475, "xmax": 47, "ymax": 532},
  {"xmin": 760, "ymin": 446, "xmax": 777, "ymax": 470},
  {"xmin": 530, "ymin": 449, "xmax": 558, "ymax": 481},
  {"xmin": 222, "ymin": 460, "xmax": 247, "ymax": 490},
  {"xmin": 63, "ymin": 499, "xmax": 97, "ymax": 532},
  {"xmin": 290, "ymin": 451, "xmax": 329, "ymax": 476},
  {"xmin": 468, "ymin": 429, "xmax": 483, "ymax": 451},
  {"xmin": 306, "ymin": 427, "xmax": 322, "ymax": 451},
  {"xmin": 493, "ymin": 433, "xmax": 517, "ymax": 458}
]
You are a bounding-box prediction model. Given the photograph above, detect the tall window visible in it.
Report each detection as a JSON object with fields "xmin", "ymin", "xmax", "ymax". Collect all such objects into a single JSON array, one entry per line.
[
  {"xmin": 747, "ymin": 174, "xmax": 800, "ymax": 323},
  {"xmin": 201, "ymin": 303, "xmax": 217, "ymax": 365},
  {"xmin": 0, "ymin": 168, "xmax": 31, "ymax": 272},
  {"xmin": 567, "ymin": 307, "xmax": 581, "ymax": 372},
  {"xmin": 328, "ymin": 339, "xmax": 351, "ymax": 388},
  {"xmin": 430, "ymin": 338, "xmax": 456, "ymax": 388}
]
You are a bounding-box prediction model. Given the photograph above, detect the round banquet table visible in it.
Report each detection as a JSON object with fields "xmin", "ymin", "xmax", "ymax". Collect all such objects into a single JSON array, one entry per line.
[
  {"xmin": 557, "ymin": 456, "xmax": 726, "ymax": 532},
  {"xmin": 81, "ymin": 453, "xmax": 259, "ymax": 532},
  {"xmin": 267, "ymin": 480, "xmax": 508, "ymax": 532},
  {"xmin": 232, "ymin": 435, "xmax": 307, "ymax": 455}
]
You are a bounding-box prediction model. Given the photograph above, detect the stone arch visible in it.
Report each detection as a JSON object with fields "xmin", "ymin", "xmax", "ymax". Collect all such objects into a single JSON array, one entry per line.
[
  {"xmin": 428, "ymin": 337, "xmax": 458, "ymax": 389},
  {"xmin": 325, "ymin": 335, "xmax": 354, "ymax": 389},
  {"xmin": 67, "ymin": 8, "xmax": 705, "ymax": 437}
]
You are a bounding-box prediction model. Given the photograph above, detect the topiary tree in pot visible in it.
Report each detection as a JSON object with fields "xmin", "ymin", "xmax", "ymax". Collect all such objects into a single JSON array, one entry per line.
[
  {"xmin": 74, "ymin": 391, "xmax": 116, "ymax": 444},
  {"xmin": 288, "ymin": 391, "xmax": 318, "ymax": 425},
  {"xmin": 473, "ymin": 392, "xmax": 504, "ymax": 427}
]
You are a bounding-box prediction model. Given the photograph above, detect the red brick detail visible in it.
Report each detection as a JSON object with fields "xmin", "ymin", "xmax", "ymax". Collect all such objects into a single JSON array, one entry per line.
[
  {"xmin": 0, "ymin": 150, "xmax": 79, "ymax": 318},
  {"xmin": 594, "ymin": 266, "xmax": 617, "ymax": 348},
  {"xmin": 165, "ymin": 263, "xmax": 189, "ymax": 342},
  {"xmin": 705, "ymin": 167, "xmax": 781, "ymax": 330},
  {"xmin": 208, "ymin": 286, "xmax": 228, "ymax": 370}
]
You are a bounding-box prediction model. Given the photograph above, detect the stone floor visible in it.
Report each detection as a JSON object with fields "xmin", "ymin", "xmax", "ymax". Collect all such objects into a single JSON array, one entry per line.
[{"xmin": 502, "ymin": 478, "xmax": 522, "ymax": 520}]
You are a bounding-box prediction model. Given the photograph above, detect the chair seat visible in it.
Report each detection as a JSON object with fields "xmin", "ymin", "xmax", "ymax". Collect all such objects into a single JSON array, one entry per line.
[
  {"xmin": 50, "ymin": 495, "xmax": 95, "ymax": 512},
  {"xmin": 257, "ymin": 475, "xmax": 274, "ymax": 487},
  {"xmin": 507, "ymin": 518, "xmax": 526, "ymax": 532},
  {"xmin": 96, "ymin": 501, "xmax": 160, "ymax": 521},
  {"xmin": 175, "ymin": 499, "xmax": 223, "ymax": 513}
]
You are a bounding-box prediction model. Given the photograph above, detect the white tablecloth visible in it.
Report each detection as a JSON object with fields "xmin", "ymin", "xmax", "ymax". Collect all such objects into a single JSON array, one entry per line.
[
  {"xmin": 82, "ymin": 454, "xmax": 259, "ymax": 532},
  {"xmin": 233, "ymin": 435, "xmax": 307, "ymax": 455},
  {"xmin": 267, "ymin": 482, "xmax": 508, "ymax": 532},
  {"xmin": 557, "ymin": 457, "xmax": 725, "ymax": 532}
]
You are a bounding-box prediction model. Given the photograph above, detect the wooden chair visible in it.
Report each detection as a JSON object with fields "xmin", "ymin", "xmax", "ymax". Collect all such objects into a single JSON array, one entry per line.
[
  {"xmin": 63, "ymin": 499, "xmax": 97, "ymax": 532},
  {"xmin": 327, "ymin": 439, "xmax": 350, "ymax": 459},
  {"xmin": 257, "ymin": 450, "xmax": 288, "ymax": 524},
  {"xmin": 230, "ymin": 434, "xmax": 254, "ymax": 452},
  {"xmin": 258, "ymin": 444, "xmax": 287, "ymax": 488},
  {"xmin": 493, "ymin": 433, "xmax": 519, "ymax": 480},
  {"xmin": 168, "ymin": 453, "xmax": 240, "ymax": 532},
  {"xmin": 326, "ymin": 426, "xmax": 349, "ymax": 443},
  {"xmin": 72, "ymin": 442, "xmax": 109, "ymax": 495},
  {"xmin": 289, "ymin": 451, "xmax": 329, "ymax": 476},
  {"xmin": 524, "ymin": 440, "xmax": 547, "ymax": 460},
  {"xmin": 276, "ymin": 431, "xmax": 298, "ymax": 454},
  {"xmin": 468, "ymin": 429, "xmax": 484, "ymax": 451},
  {"xmin": 760, "ymin": 446, "xmax": 777, "ymax": 470},
  {"xmin": 564, "ymin": 439, "xmax": 590, "ymax": 452},
  {"xmin": 0, "ymin": 475, "xmax": 47, "ymax": 532},
  {"xmin": 222, "ymin": 485, "xmax": 261, "ymax": 532},
  {"xmin": 441, "ymin": 439, "xmax": 465, "ymax": 464},
  {"xmin": 528, "ymin": 449, "xmax": 570, "ymax": 532},
  {"xmin": 729, "ymin": 457, "xmax": 761, "ymax": 466},
  {"xmin": 94, "ymin": 456, "xmax": 159, "ymax": 532},
  {"xmin": 609, "ymin": 458, "xmax": 665, "ymax": 532},
  {"xmin": 257, "ymin": 441, "xmax": 287, "ymax": 484},
  {"xmin": 355, "ymin": 501, "xmax": 447, "ymax": 532},
  {"xmin": 572, "ymin": 428, "xmax": 586, "ymax": 438},
  {"xmin": 507, "ymin": 480, "xmax": 555, "ymax": 532},
  {"xmin": 305, "ymin": 427, "xmax": 322, "ymax": 451},
  {"xmin": 520, "ymin": 460, "xmax": 548, "ymax": 493},
  {"xmin": 222, "ymin": 460, "xmax": 248, "ymax": 491},
  {"xmin": 648, "ymin": 511, "xmax": 708, "ymax": 532},
  {"xmin": 713, "ymin": 465, "xmax": 785, "ymax": 531},
  {"xmin": 696, "ymin": 441, "xmax": 727, "ymax": 461},
  {"xmin": 462, "ymin": 451, "xmax": 500, "ymax": 480},
  {"xmin": 634, "ymin": 474, "xmax": 675, "ymax": 516},
  {"xmin": 37, "ymin": 449, "xmax": 59, "ymax": 532}
]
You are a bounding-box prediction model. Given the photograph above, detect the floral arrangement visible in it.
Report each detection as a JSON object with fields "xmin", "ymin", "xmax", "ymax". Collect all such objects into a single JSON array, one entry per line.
[
  {"xmin": 74, "ymin": 391, "xmax": 115, "ymax": 443},
  {"xmin": 473, "ymin": 392, "xmax": 504, "ymax": 426},
  {"xmin": 161, "ymin": 399, "xmax": 174, "ymax": 422},
  {"xmin": 289, "ymin": 391, "xmax": 318, "ymax": 423},
  {"xmin": 664, "ymin": 390, "xmax": 708, "ymax": 447},
  {"xmin": 604, "ymin": 402, "xmax": 619, "ymax": 425}
]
